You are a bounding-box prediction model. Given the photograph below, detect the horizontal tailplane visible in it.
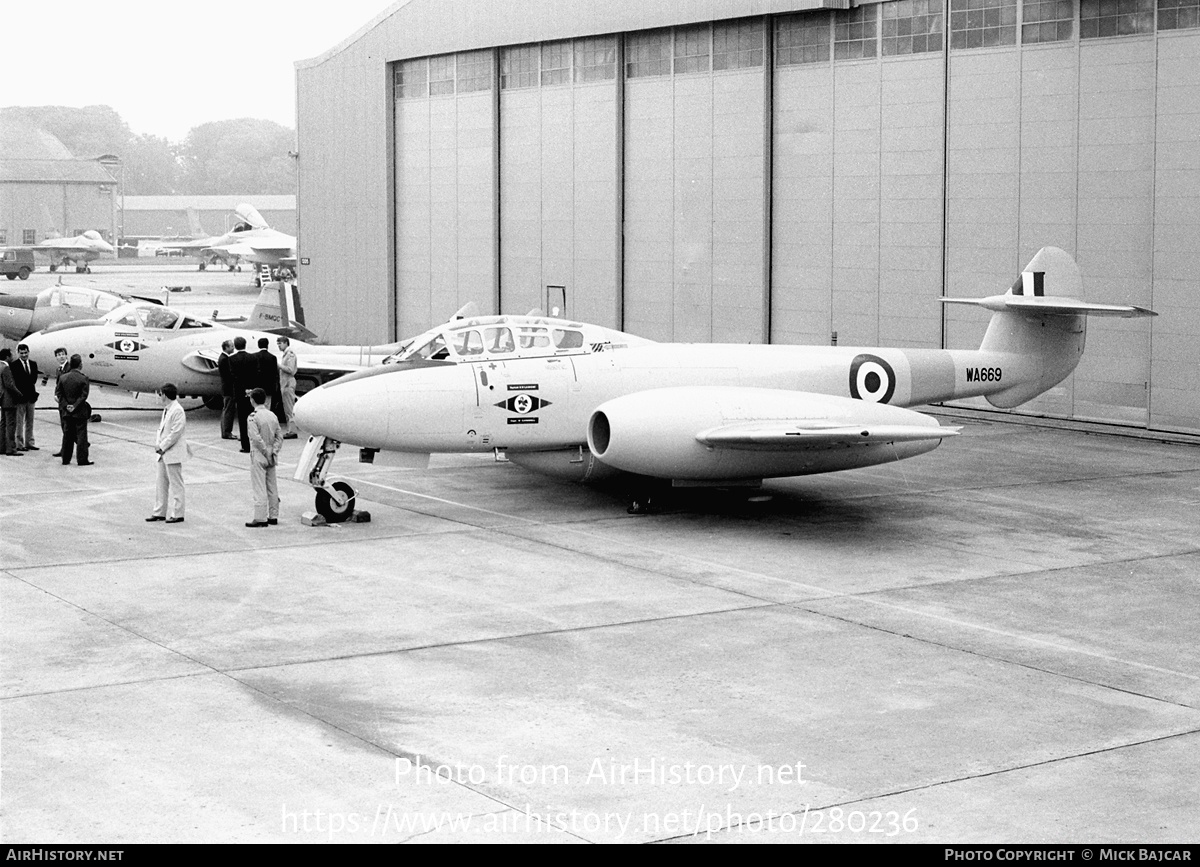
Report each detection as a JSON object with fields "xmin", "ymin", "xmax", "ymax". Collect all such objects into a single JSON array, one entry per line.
[{"xmin": 941, "ymin": 247, "xmax": 1156, "ymax": 408}]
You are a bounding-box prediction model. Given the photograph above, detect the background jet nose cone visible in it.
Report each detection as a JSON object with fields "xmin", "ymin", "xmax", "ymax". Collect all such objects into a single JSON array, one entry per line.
[{"xmin": 0, "ymin": 295, "xmax": 36, "ymax": 341}]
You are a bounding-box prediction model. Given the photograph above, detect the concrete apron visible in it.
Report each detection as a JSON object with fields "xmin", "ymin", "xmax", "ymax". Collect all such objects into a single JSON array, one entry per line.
[{"xmin": 2, "ymin": 400, "xmax": 1199, "ymax": 843}]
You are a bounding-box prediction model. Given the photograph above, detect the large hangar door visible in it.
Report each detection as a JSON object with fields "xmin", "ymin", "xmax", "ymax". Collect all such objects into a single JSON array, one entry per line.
[{"xmin": 394, "ymin": 52, "xmax": 498, "ymax": 337}]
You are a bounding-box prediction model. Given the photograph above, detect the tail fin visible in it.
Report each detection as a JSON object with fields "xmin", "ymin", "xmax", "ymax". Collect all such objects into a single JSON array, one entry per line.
[
  {"xmin": 185, "ymin": 207, "xmax": 207, "ymax": 238},
  {"xmin": 244, "ymin": 281, "xmax": 316, "ymax": 341},
  {"xmin": 942, "ymin": 247, "xmax": 1156, "ymax": 408}
]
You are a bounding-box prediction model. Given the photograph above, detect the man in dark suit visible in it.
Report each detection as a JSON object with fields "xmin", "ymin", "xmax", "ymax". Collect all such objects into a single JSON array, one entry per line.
[
  {"xmin": 11, "ymin": 342, "xmax": 40, "ymax": 451},
  {"xmin": 254, "ymin": 337, "xmax": 279, "ymax": 419},
  {"xmin": 57, "ymin": 354, "xmax": 92, "ymax": 465},
  {"xmin": 0, "ymin": 349, "xmax": 22, "ymax": 457},
  {"xmin": 216, "ymin": 338, "xmax": 236, "ymax": 440},
  {"xmin": 227, "ymin": 335, "xmax": 257, "ymax": 453}
]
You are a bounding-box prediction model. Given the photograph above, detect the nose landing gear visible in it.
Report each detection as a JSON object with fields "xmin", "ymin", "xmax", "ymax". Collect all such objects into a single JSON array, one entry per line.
[{"xmin": 294, "ymin": 435, "xmax": 359, "ymax": 523}]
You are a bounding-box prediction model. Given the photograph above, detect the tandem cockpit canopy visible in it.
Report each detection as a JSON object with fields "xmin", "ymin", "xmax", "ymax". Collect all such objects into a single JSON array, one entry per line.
[
  {"xmin": 102, "ymin": 303, "xmax": 213, "ymax": 331},
  {"xmin": 382, "ymin": 316, "xmax": 595, "ymax": 365}
]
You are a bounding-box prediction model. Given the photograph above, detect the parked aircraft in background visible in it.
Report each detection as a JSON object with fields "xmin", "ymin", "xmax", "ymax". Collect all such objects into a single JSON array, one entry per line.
[
  {"xmin": 21, "ymin": 293, "xmax": 402, "ymax": 410},
  {"xmin": 160, "ymin": 204, "xmax": 296, "ymax": 276},
  {"xmin": 291, "ymin": 247, "xmax": 1156, "ymax": 521},
  {"xmin": 3, "ymin": 230, "xmax": 116, "ymax": 273},
  {"xmin": 0, "ymin": 281, "xmax": 310, "ymax": 344}
]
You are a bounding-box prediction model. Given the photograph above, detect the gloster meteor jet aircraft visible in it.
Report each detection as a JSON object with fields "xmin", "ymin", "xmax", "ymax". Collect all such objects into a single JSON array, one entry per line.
[
  {"xmin": 21, "ymin": 295, "xmax": 403, "ymax": 409},
  {"xmin": 291, "ymin": 247, "xmax": 1155, "ymax": 520}
]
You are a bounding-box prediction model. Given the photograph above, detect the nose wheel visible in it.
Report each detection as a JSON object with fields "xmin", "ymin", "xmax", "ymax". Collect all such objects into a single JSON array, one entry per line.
[{"xmin": 315, "ymin": 481, "xmax": 356, "ymax": 523}]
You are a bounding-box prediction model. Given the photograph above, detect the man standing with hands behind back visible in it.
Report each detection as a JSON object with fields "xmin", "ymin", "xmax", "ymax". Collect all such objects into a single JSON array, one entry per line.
[
  {"xmin": 58, "ymin": 354, "xmax": 92, "ymax": 466},
  {"xmin": 148, "ymin": 383, "xmax": 189, "ymax": 524}
]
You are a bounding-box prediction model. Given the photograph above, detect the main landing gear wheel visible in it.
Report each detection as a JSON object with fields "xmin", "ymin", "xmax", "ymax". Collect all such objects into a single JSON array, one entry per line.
[
  {"xmin": 201, "ymin": 394, "xmax": 223, "ymax": 411},
  {"xmin": 315, "ymin": 481, "xmax": 356, "ymax": 523}
]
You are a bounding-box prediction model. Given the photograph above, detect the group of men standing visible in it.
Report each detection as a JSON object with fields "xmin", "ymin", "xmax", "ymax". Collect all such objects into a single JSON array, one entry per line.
[
  {"xmin": 1, "ymin": 343, "xmax": 91, "ymax": 464},
  {"xmin": 148, "ymin": 381, "xmax": 286, "ymax": 527},
  {"xmin": 216, "ymin": 334, "xmax": 299, "ymax": 453}
]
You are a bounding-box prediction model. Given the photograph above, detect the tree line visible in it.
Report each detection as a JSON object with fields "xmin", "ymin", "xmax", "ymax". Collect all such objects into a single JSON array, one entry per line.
[{"xmin": 2, "ymin": 105, "xmax": 296, "ymax": 195}]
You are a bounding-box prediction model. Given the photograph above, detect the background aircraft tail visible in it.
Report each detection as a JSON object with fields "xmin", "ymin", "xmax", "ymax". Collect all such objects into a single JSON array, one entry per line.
[
  {"xmin": 185, "ymin": 207, "xmax": 207, "ymax": 238},
  {"xmin": 243, "ymin": 281, "xmax": 316, "ymax": 341},
  {"xmin": 942, "ymin": 247, "xmax": 1155, "ymax": 408}
]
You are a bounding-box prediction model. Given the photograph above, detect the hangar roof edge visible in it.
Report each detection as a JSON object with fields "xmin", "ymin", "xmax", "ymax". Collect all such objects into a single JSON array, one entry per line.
[
  {"xmin": 295, "ymin": 0, "xmax": 414, "ymax": 69},
  {"xmin": 295, "ymin": 0, "xmax": 849, "ymax": 70}
]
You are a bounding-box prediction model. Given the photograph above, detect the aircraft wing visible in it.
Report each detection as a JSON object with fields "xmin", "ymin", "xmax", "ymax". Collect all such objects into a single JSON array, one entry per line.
[
  {"xmin": 223, "ymin": 239, "xmax": 295, "ymax": 256},
  {"xmin": 942, "ymin": 294, "xmax": 1156, "ymax": 318},
  {"xmin": 695, "ymin": 420, "xmax": 959, "ymax": 450}
]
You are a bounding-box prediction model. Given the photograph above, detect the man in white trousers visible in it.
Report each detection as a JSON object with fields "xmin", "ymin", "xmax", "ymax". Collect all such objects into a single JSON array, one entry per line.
[
  {"xmin": 147, "ymin": 383, "xmax": 189, "ymax": 524},
  {"xmin": 246, "ymin": 387, "xmax": 284, "ymax": 527}
]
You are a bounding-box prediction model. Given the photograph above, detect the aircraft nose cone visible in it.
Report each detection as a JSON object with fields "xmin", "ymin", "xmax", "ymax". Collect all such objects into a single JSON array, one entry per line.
[
  {"xmin": 19, "ymin": 331, "xmax": 58, "ymax": 372},
  {"xmin": 0, "ymin": 295, "xmax": 36, "ymax": 341},
  {"xmin": 294, "ymin": 379, "xmax": 390, "ymax": 448}
]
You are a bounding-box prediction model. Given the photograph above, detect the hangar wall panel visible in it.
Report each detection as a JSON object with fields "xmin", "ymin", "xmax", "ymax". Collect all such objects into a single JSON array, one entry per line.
[
  {"xmin": 1012, "ymin": 44, "xmax": 1080, "ymax": 419},
  {"xmin": 831, "ymin": 62, "xmax": 883, "ymax": 347},
  {"xmin": 569, "ymin": 84, "xmax": 619, "ymax": 328},
  {"xmin": 878, "ymin": 55, "xmax": 944, "ymax": 350},
  {"xmin": 298, "ymin": 55, "xmax": 391, "ymax": 343},
  {"xmin": 499, "ymin": 73, "xmax": 618, "ymax": 325},
  {"xmin": 396, "ymin": 89, "xmax": 496, "ymax": 335},
  {"xmin": 1072, "ymin": 38, "xmax": 1157, "ymax": 425},
  {"xmin": 772, "ymin": 64, "xmax": 834, "ymax": 347},
  {"xmin": 624, "ymin": 58, "xmax": 764, "ymax": 342},
  {"xmin": 624, "ymin": 77, "xmax": 681, "ymax": 340},
  {"xmin": 500, "ymin": 88, "xmax": 544, "ymax": 316},
  {"xmin": 1151, "ymin": 32, "xmax": 1200, "ymax": 431},
  {"xmin": 944, "ymin": 48, "xmax": 1021, "ymax": 363}
]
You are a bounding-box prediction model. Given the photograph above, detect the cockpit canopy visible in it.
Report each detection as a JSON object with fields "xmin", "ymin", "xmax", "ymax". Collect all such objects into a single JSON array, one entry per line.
[
  {"xmin": 384, "ymin": 316, "xmax": 601, "ymax": 365},
  {"xmin": 102, "ymin": 302, "xmax": 213, "ymax": 331},
  {"xmin": 46, "ymin": 287, "xmax": 124, "ymax": 314}
]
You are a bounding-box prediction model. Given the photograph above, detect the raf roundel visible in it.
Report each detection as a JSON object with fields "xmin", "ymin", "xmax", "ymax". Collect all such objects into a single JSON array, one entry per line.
[{"xmin": 848, "ymin": 354, "xmax": 896, "ymax": 404}]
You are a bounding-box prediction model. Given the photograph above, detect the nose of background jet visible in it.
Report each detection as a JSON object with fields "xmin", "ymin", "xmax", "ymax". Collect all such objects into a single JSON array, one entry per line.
[
  {"xmin": 293, "ymin": 378, "xmax": 391, "ymax": 447},
  {"xmin": 0, "ymin": 294, "xmax": 36, "ymax": 341},
  {"xmin": 19, "ymin": 330, "xmax": 61, "ymax": 372}
]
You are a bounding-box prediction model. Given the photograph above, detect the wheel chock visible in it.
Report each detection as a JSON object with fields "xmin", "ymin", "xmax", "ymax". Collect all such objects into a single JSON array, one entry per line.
[
  {"xmin": 300, "ymin": 511, "xmax": 327, "ymax": 527},
  {"xmin": 350, "ymin": 510, "xmax": 371, "ymax": 523}
]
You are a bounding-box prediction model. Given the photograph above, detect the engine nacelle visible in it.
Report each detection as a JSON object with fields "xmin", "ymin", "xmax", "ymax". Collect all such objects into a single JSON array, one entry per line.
[{"xmin": 587, "ymin": 387, "xmax": 948, "ymax": 482}]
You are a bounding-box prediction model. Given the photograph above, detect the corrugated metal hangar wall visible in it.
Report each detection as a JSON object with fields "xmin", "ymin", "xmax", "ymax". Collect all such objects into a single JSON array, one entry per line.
[{"xmin": 296, "ymin": 0, "xmax": 1200, "ymax": 433}]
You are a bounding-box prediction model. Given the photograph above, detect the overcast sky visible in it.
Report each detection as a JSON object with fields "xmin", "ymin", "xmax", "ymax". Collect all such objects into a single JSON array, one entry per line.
[{"xmin": 0, "ymin": 0, "xmax": 399, "ymax": 141}]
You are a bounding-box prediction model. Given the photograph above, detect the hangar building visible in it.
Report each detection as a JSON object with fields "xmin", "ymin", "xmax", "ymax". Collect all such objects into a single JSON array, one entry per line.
[
  {"xmin": 0, "ymin": 121, "xmax": 118, "ymax": 247},
  {"xmin": 295, "ymin": 0, "xmax": 1200, "ymax": 434}
]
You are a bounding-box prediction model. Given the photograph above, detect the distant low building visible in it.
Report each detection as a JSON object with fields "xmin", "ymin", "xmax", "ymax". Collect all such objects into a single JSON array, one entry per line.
[
  {"xmin": 121, "ymin": 195, "xmax": 296, "ymax": 240},
  {"xmin": 0, "ymin": 121, "xmax": 117, "ymax": 247}
]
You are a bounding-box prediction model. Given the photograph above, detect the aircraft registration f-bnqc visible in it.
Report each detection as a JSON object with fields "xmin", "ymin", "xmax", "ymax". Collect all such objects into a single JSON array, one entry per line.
[{"xmin": 290, "ymin": 247, "xmax": 1154, "ymax": 520}]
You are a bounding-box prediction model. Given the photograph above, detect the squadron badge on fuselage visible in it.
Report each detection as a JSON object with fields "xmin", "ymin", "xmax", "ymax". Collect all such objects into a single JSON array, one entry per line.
[
  {"xmin": 107, "ymin": 336, "xmax": 148, "ymax": 360},
  {"xmin": 496, "ymin": 384, "xmax": 552, "ymax": 423}
]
